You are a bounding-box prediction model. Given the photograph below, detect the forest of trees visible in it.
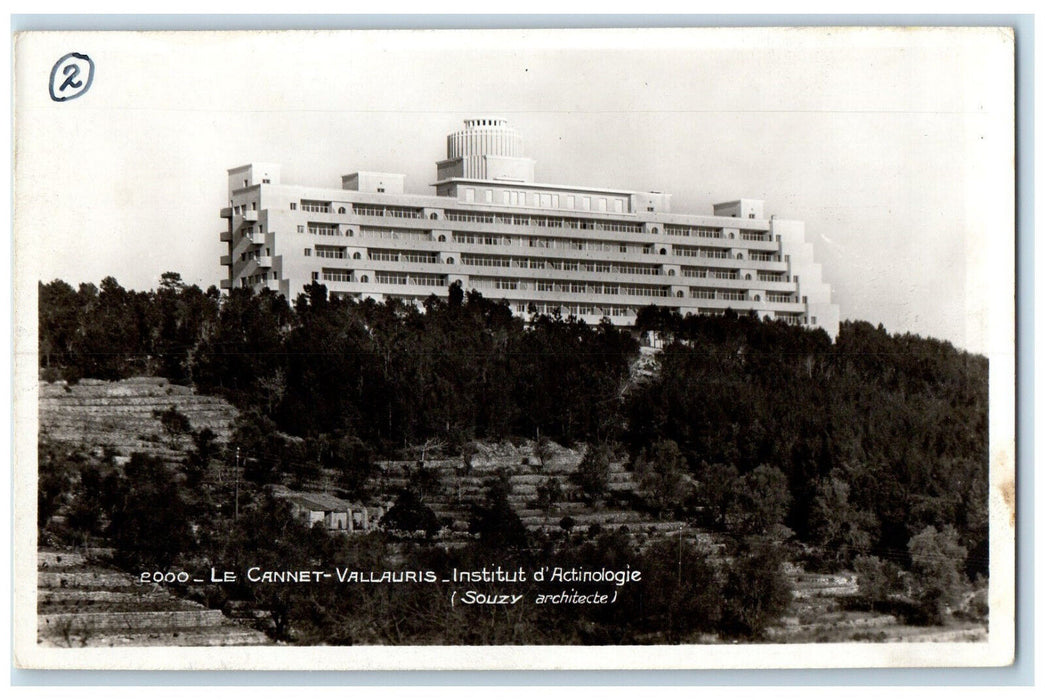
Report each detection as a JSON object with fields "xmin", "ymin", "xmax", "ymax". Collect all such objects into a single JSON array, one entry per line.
[{"xmin": 37, "ymin": 274, "xmax": 991, "ymax": 640}]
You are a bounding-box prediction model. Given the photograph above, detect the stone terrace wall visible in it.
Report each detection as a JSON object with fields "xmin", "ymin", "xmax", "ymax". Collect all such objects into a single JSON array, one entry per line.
[
  {"xmin": 377, "ymin": 440, "xmax": 691, "ymax": 542},
  {"xmin": 37, "ymin": 548, "xmax": 272, "ymax": 647},
  {"xmin": 39, "ymin": 377, "xmax": 238, "ymax": 460}
]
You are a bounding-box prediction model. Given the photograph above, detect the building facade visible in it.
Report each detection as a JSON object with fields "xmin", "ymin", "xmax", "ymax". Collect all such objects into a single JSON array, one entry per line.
[{"xmin": 221, "ymin": 119, "xmax": 839, "ymax": 337}]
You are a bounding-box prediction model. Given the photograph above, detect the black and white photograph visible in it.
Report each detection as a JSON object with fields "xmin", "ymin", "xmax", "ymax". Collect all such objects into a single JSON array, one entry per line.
[{"xmin": 12, "ymin": 26, "xmax": 1016, "ymax": 670}]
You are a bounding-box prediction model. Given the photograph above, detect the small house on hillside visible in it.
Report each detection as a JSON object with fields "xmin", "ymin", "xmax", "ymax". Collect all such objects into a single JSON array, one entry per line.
[{"xmin": 283, "ymin": 492, "xmax": 385, "ymax": 533}]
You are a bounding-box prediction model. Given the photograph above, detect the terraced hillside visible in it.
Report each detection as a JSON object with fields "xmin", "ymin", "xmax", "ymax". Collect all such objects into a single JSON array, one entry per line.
[
  {"xmin": 769, "ymin": 568, "xmax": 987, "ymax": 643},
  {"xmin": 374, "ymin": 441, "xmax": 708, "ymax": 544},
  {"xmin": 37, "ymin": 549, "xmax": 272, "ymax": 647},
  {"xmin": 39, "ymin": 377, "xmax": 237, "ymax": 460},
  {"xmin": 36, "ymin": 376, "xmax": 986, "ymax": 644}
]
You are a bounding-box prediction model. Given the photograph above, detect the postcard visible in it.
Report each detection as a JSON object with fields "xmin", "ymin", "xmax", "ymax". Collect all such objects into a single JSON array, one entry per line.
[{"xmin": 12, "ymin": 26, "xmax": 1016, "ymax": 670}]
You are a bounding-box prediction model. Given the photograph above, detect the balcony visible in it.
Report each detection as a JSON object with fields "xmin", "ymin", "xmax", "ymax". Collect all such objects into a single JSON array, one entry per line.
[
  {"xmin": 220, "ymin": 229, "xmax": 233, "ymax": 242},
  {"xmin": 220, "ymin": 254, "xmax": 232, "ymax": 266},
  {"xmin": 248, "ymin": 232, "xmax": 266, "ymax": 245},
  {"xmin": 255, "ymin": 256, "xmax": 273, "ymax": 268},
  {"xmin": 219, "ymin": 278, "xmax": 233, "ymax": 290},
  {"xmin": 242, "ymin": 210, "xmax": 259, "ymax": 222},
  {"xmin": 220, "ymin": 206, "xmax": 233, "ymax": 219}
]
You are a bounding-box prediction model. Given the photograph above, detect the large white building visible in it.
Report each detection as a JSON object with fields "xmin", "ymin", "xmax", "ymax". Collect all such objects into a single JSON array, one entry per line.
[{"xmin": 221, "ymin": 119, "xmax": 839, "ymax": 337}]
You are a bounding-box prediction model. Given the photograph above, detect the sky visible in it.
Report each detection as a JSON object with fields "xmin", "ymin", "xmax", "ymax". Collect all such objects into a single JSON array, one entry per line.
[{"xmin": 14, "ymin": 28, "xmax": 1014, "ymax": 354}]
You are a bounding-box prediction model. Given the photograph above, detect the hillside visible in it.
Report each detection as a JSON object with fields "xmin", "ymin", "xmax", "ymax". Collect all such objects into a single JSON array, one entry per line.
[
  {"xmin": 39, "ymin": 376, "xmax": 236, "ymax": 460},
  {"xmin": 37, "ymin": 549, "xmax": 271, "ymax": 647},
  {"xmin": 36, "ymin": 375, "xmax": 988, "ymax": 644}
]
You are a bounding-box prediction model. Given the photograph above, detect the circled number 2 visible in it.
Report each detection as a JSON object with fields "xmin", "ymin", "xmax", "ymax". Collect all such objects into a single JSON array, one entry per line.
[{"xmin": 49, "ymin": 52, "xmax": 94, "ymax": 102}]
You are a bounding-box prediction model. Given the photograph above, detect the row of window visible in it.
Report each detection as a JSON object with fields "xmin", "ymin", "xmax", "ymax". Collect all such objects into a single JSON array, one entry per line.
[
  {"xmin": 305, "ymin": 223, "xmax": 339, "ymax": 236},
  {"xmin": 515, "ymin": 302, "xmax": 637, "ymax": 318},
  {"xmin": 453, "ymin": 232, "xmax": 650, "ymax": 253},
  {"xmin": 459, "ymin": 254, "xmax": 662, "ymax": 276},
  {"xmin": 290, "ymin": 201, "xmax": 423, "ymax": 219},
  {"xmin": 316, "ymin": 271, "xmax": 447, "ymax": 288},
  {"xmin": 288, "ymin": 220, "xmax": 778, "ymax": 258},
  {"xmin": 240, "ymin": 272, "xmax": 276, "ymax": 287},
  {"xmin": 263, "ymin": 201, "xmax": 770, "ymax": 243},
  {"xmin": 462, "ymin": 187, "xmax": 630, "ymax": 214},
  {"xmin": 681, "ymin": 268, "xmax": 739, "ymax": 280},
  {"xmin": 467, "ymin": 277, "xmax": 798, "ymax": 304},
  {"xmin": 306, "ymin": 248, "xmax": 789, "ymax": 285},
  {"xmin": 239, "ymin": 249, "xmax": 270, "ymax": 262},
  {"xmin": 673, "ymin": 246, "xmax": 731, "ymax": 259},
  {"xmin": 471, "ymin": 278, "xmax": 671, "ymax": 298},
  {"xmin": 359, "ymin": 227, "xmax": 431, "ymax": 241},
  {"xmin": 375, "ymin": 273, "xmax": 446, "ymax": 287},
  {"xmin": 665, "ymin": 225, "xmax": 722, "ymax": 239},
  {"xmin": 445, "ymin": 211, "xmax": 641, "ymax": 233},
  {"xmin": 352, "ymin": 204, "xmax": 423, "ymax": 219},
  {"xmin": 369, "ymin": 250, "xmax": 440, "ymax": 264}
]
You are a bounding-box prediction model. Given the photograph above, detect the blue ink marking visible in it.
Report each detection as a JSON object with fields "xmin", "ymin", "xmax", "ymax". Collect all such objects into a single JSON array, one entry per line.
[{"xmin": 49, "ymin": 52, "xmax": 94, "ymax": 102}]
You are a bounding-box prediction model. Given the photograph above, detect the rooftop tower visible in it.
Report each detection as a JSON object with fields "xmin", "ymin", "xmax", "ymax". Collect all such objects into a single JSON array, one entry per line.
[{"xmin": 436, "ymin": 118, "xmax": 536, "ymax": 183}]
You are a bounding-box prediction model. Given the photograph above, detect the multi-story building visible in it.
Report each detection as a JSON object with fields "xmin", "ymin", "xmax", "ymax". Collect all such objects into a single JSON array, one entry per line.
[{"xmin": 221, "ymin": 118, "xmax": 839, "ymax": 337}]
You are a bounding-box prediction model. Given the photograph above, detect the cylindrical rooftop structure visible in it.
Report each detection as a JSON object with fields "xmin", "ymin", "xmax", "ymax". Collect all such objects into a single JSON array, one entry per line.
[{"xmin": 447, "ymin": 118, "xmax": 524, "ymax": 160}]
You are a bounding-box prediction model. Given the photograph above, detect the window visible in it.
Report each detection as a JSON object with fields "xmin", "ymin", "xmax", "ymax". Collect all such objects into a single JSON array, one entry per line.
[
  {"xmin": 749, "ymin": 213, "xmax": 755, "ymax": 219},
  {"xmin": 598, "ymin": 198, "xmax": 607, "ymax": 212},
  {"xmin": 243, "ymin": 179, "xmax": 248, "ymax": 187},
  {"xmin": 614, "ymin": 200, "xmax": 624, "ymax": 213},
  {"xmin": 338, "ymin": 207, "xmax": 346, "ymax": 214},
  {"xmin": 430, "ymin": 212, "xmax": 439, "ymax": 220},
  {"xmin": 297, "ymin": 225, "xmax": 305, "ymax": 233},
  {"xmin": 311, "ymin": 271, "xmax": 319, "ymax": 281},
  {"xmin": 465, "ymin": 188, "xmax": 475, "ymax": 203},
  {"xmin": 360, "ymin": 275, "xmax": 369, "ymax": 283},
  {"xmin": 567, "ymin": 195, "xmax": 575, "ymax": 209},
  {"xmin": 485, "ymin": 190, "xmax": 493, "ymax": 203},
  {"xmin": 304, "ymin": 248, "xmax": 311, "ymax": 257},
  {"xmin": 668, "ymin": 269, "xmax": 676, "ymax": 276},
  {"xmin": 676, "ymin": 291, "xmax": 684, "ymax": 298},
  {"xmin": 353, "ymin": 252, "xmax": 361, "ymax": 260},
  {"xmin": 262, "ymin": 178, "xmax": 270, "ymax": 184},
  {"xmin": 446, "ymin": 257, "xmax": 455, "ymax": 264},
  {"xmin": 251, "ymin": 202, "xmax": 257, "ymax": 210},
  {"xmin": 438, "ymin": 234, "xmax": 447, "ymax": 242},
  {"xmin": 377, "ymin": 187, "xmax": 385, "ymax": 193},
  {"xmin": 651, "ymin": 226, "xmax": 659, "ymax": 234},
  {"xmin": 290, "ymin": 202, "xmax": 297, "ymax": 210}
]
